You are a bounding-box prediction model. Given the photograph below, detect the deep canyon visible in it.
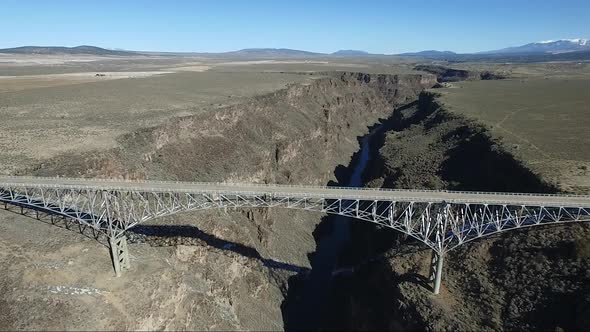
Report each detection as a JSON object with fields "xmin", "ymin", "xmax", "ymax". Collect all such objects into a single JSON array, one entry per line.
[{"xmin": 2, "ymin": 70, "xmax": 589, "ymax": 331}]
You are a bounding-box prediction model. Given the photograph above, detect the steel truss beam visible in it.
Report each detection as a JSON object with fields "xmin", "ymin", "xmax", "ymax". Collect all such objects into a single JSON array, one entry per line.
[{"xmin": 1, "ymin": 185, "xmax": 589, "ymax": 293}]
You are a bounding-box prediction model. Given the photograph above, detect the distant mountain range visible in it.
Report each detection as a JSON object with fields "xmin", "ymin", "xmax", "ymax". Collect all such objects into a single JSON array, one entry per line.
[
  {"xmin": 481, "ymin": 39, "xmax": 590, "ymax": 54},
  {"xmin": 397, "ymin": 50, "xmax": 456, "ymax": 57},
  {"xmin": 222, "ymin": 48, "xmax": 322, "ymax": 57},
  {"xmin": 331, "ymin": 50, "xmax": 371, "ymax": 56},
  {"xmin": 211, "ymin": 48, "xmax": 374, "ymax": 57},
  {"xmin": 1, "ymin": 39, "xmax": 590, "ymax": 62},
  {"xmin": 0, "ymin": 45, "xmax": 136, "ymax": 56}
]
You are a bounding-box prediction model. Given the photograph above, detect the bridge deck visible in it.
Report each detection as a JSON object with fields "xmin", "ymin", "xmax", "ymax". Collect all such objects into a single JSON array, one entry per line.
[{"xmin": 1, "ymin": 176, "xmax": 590, "ymax": 207}]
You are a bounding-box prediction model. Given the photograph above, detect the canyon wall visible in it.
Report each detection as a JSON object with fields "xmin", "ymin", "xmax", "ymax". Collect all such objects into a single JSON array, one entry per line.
[{"xmin": 323, "ymin": 91, "xmax": 590, "ymax": 331}]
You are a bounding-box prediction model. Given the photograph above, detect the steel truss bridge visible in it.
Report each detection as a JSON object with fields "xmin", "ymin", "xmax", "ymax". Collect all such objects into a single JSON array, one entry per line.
[{"xmin": 1, "ymin": 176, "xmax": 590, "ymax": 294}]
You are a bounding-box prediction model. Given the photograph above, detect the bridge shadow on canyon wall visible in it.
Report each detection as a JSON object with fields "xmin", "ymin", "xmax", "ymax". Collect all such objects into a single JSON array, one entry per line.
[
  {"xmin": 0, "ymin": 199, "xmax": 108, "ymax": 244},
  {"xmin": 129, "ymin": 225, "xmax": 309, "ymax": 274},
  {"xmin": 0, "ymin": 200, "xmax": 308, "ymax": 274}
]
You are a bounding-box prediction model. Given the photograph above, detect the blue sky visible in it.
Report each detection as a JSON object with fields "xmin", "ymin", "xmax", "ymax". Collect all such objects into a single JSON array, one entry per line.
[{"xmin": 1, "ymin": 0, "xmax": 589, "ymax": 53}]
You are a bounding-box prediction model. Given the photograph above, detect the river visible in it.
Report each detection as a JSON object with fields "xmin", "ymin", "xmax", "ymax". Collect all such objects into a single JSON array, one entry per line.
[{"xmin": 284, "ymin": 128, "xmax": 378, "ymax": 330}]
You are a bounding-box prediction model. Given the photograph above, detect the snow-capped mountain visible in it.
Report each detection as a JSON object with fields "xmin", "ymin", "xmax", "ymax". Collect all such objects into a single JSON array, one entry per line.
[
  {"xmin": 482, "ymin": 38, "xmax": 590, "ymax": 54},
  {"xmin": 539, "ymin": 38, "xmax": 589, "ymax": 46}
]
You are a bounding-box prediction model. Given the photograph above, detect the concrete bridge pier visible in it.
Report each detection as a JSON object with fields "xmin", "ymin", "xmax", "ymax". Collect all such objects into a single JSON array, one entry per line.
[
  {"xmin": 430, "ymin": 250, "xmax": 445, "ymax": 295},
  {"xmin": 109, "ymin": 234, "xmax": 130, "ymax": 277}
]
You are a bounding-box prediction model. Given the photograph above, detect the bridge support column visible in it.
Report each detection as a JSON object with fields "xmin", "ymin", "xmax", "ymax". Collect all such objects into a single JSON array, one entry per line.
[
  {"xmin": 109, "ymin": 235, "xmax": 130, "ymax": 277},
  {"xmin": 429, "ymin": 250, "xmax": 444, "ymax": 295}
]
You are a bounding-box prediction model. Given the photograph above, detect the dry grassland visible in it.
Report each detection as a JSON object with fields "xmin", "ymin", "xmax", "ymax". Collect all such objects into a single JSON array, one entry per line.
[{"xmin": 437, "ymin": 76, "xmax": 590, "ymax": 193}]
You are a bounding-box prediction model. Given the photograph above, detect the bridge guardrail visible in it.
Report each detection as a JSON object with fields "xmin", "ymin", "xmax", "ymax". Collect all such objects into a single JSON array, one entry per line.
[
  {"xmin": 0, "ymin": 175, "xmax": 587, "ymax": 199},
  {"xmin": 1, "ymin": 177, "xmax": 590, "ymax": 208},
  {"xmin": 1, "ymin": 187, "xmax": 587, "ymax": 208}
]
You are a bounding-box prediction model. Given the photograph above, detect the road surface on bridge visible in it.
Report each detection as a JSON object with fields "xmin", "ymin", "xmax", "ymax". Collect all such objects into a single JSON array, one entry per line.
[{"xmin": 1, "ymin": 176, "xmax": 589, "ymax": 207}]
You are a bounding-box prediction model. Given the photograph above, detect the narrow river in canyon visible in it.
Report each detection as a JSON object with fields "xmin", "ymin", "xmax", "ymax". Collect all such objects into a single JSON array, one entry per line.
[{"xmin": 284, "ymin": 126, "xmax": 379, "ymax": 330}]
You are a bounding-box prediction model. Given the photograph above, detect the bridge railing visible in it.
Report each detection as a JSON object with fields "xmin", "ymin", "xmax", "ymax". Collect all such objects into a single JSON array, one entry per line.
[
  {"xmin": 2, "ymin": 188, "xmax": 588, "ymax": 209},
  {"xmin": 0, "ymin": 175, "xmax": 587, "ymax": 199},
  {"xmin": 1, "ymin": 176, "xmax": 590, "ymax": 207}
]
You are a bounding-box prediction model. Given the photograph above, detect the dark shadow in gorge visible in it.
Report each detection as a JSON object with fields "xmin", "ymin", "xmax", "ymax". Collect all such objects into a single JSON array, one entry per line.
[
  {"xmin": 280, "ymin": 102, "xmax": 419, "ymax": 331},
  {"xmin": 439, "ymin": 124, "xmax": 558, "ymax": 193},
  {"xmin": 280, "ymin": 213, "xmax": 342, "ymax": 330}
]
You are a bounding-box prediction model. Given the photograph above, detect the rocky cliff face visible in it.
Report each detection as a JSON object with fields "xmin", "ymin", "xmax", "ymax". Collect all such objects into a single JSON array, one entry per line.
[{"xmin": 30, "ymin": 72, "xmax": 435, "ymax": 183}]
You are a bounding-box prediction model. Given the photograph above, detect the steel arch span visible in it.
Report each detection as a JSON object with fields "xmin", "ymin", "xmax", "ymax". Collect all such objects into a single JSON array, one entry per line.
[{"xmin": 1, "ymin": 176, "xmax": 590, "ymax": 294}]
